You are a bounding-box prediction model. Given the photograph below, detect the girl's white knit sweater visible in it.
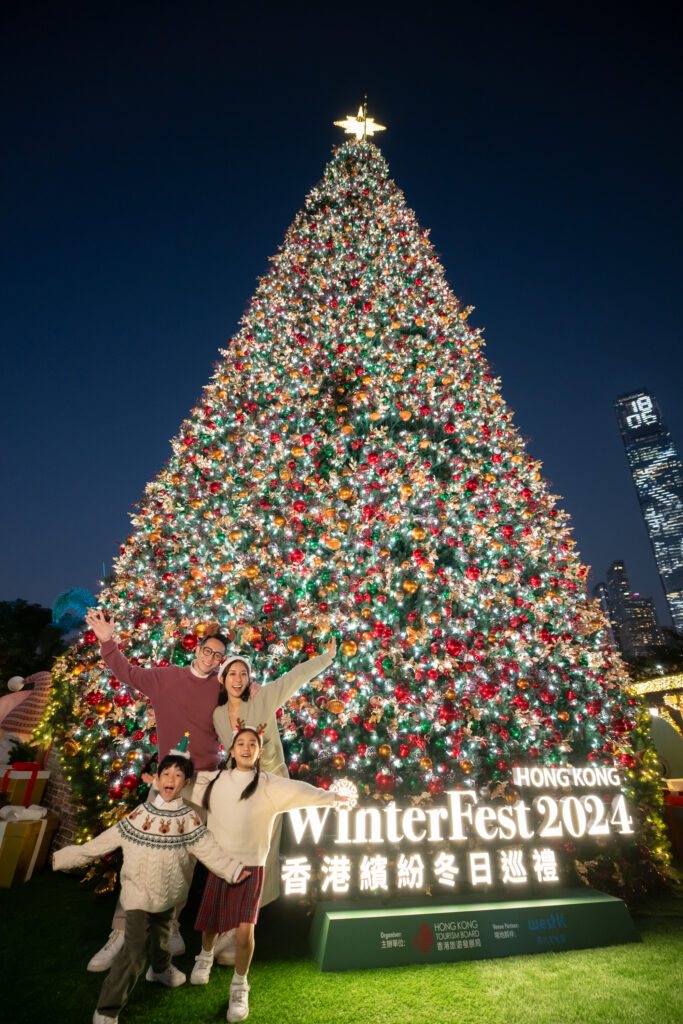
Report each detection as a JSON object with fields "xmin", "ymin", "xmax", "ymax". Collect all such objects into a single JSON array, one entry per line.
[
  {"xmin": 53, "ymin": 793, "xmax": 243, "ymax": 912},
  {"xmin": 186, "ymin": 769, "xmax": 336, "ymax": 867}
]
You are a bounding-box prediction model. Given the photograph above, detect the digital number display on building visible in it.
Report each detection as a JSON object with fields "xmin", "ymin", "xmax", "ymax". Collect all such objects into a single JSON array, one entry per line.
[{"xmin": 616, "ymin": 393, "xmax": 661, "ymax": 437}]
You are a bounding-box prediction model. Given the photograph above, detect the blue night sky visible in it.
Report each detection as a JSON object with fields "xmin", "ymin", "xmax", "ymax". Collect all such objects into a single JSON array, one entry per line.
[{"xmin": 2, "ymin": 1, "xmax": 681, "ymax": 624}]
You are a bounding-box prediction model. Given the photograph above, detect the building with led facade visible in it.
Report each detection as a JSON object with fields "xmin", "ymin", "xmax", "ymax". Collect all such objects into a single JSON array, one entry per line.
[{"xmin": 616, "ymin": 391, "xmax": 683, "ymax": 633}]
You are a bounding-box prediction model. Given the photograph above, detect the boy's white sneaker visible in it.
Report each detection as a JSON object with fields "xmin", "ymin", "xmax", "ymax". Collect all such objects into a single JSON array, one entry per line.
[
  {"xmin": 190, "ymin": 950, "xmax": 214, "ymax": 985},
  {"xmin": 215, "ymin": 928, "xmax": 237, "ymax": 965},
  {"xmin": 87, "ymin": 930, "xmax": 125, "ymax": 972},
  {"xmin": 145, "ymin": 964, "xmax": 186, "ymax": 987},
  {"xmin": 93, "ymin": 1012, "xmax": 118, "ymax": 1024},
  {"xmin": 168, "ymin": 920, "xmax": 185, "ymax": 955},
  {"xmin": 227, "ymin": 981, "xmax": 250, "ymax": 1022}
]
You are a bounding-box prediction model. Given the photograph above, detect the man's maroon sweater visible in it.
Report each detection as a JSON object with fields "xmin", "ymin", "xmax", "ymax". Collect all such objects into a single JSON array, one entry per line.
[{"xmin": 100, "ymin": 641, "xmax": 222, "ymax": 769}]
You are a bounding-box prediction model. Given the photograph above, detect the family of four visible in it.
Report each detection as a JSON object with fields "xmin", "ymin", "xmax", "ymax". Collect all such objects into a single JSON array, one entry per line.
[{"xmin": 53, "ymin": 610, "xmax": 343, "ymax": 1024}]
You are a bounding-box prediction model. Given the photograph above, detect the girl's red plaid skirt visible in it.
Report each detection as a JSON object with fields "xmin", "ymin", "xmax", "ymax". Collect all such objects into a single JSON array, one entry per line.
[{"xmin": 194, "ymin": 866, "xmax": 264, "ymax": 933}]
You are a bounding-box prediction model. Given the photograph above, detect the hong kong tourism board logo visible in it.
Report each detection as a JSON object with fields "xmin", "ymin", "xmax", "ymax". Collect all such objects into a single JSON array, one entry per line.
[{"xmin": 413, "ymin": 918, "xmax": 482, "ymax": 955}]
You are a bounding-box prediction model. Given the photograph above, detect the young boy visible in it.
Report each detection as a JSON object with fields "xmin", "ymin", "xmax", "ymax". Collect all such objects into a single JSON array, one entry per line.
[{"xmin": 53, "ymin": 749, "xmax": 248, "ymax": 1024}]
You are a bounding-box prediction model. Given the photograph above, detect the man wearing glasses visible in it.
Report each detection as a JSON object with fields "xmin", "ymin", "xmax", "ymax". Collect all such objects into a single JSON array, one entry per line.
[{"xmin": 82, "ymin": 609, "xmax": 229, "ymax": 971}]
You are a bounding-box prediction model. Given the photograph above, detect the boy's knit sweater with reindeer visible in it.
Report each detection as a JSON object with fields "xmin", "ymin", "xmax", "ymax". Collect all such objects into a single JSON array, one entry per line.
[{"xmin": 53, "ymin": 792, "xmax": 243, "ymax": 911}]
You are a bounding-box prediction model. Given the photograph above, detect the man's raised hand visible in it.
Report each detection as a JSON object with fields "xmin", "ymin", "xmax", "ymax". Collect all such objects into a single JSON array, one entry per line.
[{"xmin": 85, "ymin": 608, "xmax": 116, "ymax": 644}]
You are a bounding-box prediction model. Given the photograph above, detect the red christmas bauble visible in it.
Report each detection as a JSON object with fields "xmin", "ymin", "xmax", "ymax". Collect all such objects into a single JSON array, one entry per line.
[
  {"xmin": 375, "ymin": 770, "xmax": 396, "ymax": 794},
  {"xmin": 182, "ymin": 634, "xmax": 198, "ymax": 650},
  {"xmin": 427, "ymin": 777, "xmax": 445, "ymax": 796}
]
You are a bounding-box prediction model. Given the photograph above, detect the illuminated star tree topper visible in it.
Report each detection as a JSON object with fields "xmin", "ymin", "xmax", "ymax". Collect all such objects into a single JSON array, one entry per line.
[{"xmin": 334, "ymin": 99, "xmax": 386, "ymax": 141}]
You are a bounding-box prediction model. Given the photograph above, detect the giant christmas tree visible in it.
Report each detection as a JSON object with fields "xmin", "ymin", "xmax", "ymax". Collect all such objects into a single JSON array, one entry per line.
[{"xmin": 41, "ymin": 111, "xmax": 670, "ymax": 896}]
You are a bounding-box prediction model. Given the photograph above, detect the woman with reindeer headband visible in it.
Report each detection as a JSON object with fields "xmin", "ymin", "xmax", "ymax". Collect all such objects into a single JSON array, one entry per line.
[
  {"xmin": 185, "ymin": 727, "xmax": 347, "ymax": 1022},
  {"xmin": 212, "ymin": 635, "xmax": 336, "ymax": 922}
]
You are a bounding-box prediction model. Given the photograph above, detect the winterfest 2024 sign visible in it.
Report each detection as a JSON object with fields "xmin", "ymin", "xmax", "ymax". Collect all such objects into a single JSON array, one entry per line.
[{"xmin": 280, "ymin": 763, "xmax": 634, "ymax": 898}]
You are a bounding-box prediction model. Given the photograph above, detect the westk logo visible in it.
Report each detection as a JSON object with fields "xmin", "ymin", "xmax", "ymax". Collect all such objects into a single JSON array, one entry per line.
[
  {"xmin": 413, "ymin": 922, "xmax": 434, "ymax": 955},
  {"xmin": 527, "ymin": 912, "xmax": 567, "ymax": 931}
]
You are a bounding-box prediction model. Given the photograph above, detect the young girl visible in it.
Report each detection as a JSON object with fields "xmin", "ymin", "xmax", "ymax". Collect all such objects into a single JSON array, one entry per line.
[
  {"xmin": 210, "ymin": 637, "xmax": 336, "ymax": 964},
  {"xmin": 186, "ymin": 727, "xmax": 345, "ymax": 1022}
]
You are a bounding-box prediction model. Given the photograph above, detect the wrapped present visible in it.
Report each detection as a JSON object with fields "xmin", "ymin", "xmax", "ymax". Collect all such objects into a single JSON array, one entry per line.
[
  {"xmin": 0, "ymin": 806, "xmax": 59, "ymax": 887},
  {"xmin": 663, "ymin": 789, "xmax": 683, "ymax": 858},
  {"xmin": 0, "ymin": 762, "xmax": 49, "ymax": 807}
]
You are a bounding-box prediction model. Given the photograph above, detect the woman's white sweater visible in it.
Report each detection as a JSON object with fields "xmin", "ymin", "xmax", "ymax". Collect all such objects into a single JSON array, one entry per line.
[
  {"xmin": 53, "ymin": 793, "xmax": 243, "ymax": 912},
  {"xmin": 186, "ymin": 769, "xmax": 336, "ymax": 867}
]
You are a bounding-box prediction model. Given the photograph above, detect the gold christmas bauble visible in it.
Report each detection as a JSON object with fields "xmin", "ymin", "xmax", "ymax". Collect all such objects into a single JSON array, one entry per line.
[
  {"xmin": 400, "ymin": 484, "xmax": 413, "ymax": 500},
  {"xmin": 333, "ymin": 753, "xmax": 346, "ymax": 769},
  {"xmin": 327, "ymin": 700, "xmax": 345, "ymax": 715},
  {"xmin": 399, "ymin": 410, "xmax": 412, "ymax": 421},
  {"xmin": 273, "ymin": 515, "xmax": 286, "ymax": 527},
  {"xmin": 292, "ymin": 445, "xmax": 304, "ymax": 458},
  {"xmin": 63, "ymin": 739, "xmax": 80, "ymax": 757},
  {"xmin": 412, "ymin": 526, "xmax": 426, "ymax": 540},
  {"xmin": 325, "ymin": 536, "xmax": 341, "ymax": 551},
  {"xmin": 95, "ymin": 700, "xmax": 112, "ymax": 717},
  {"xmin": 558, "ymin": 711, "xmax": 570, "ymax": 722},
  {"xmin": 459, "ymin": 759, "xmax": 473, "ymax": 774},
  {"xmin": 403, "ymin": 580, "xmax": 418, "ymax": 594},
  {"xmin": 516, "ymin": 679, "xmax": 529, "ymax": 691},
  {"xmin": 420, "ymin": 756, "xmax": 433, "ymax": 771},
  {"xmin": 338, "ymin": 486, "xmax": 353, "ymax": 501},
  {"xmin": 245, "ymin": 564, "xmax": 259, "ymax": 579},
  {"xmin": 445, "ymin": 688, "xmax": 457, "ymax": 701},
  {"xmin": 341, "ymin": 640, "xmax": 358, "ymax": 657},
  {"xmin": 287, "ymin": 636, "xmax": 305, "ymax": 652},
  {"xmin": 126, "ymin": 750, "xmax": 139, "ymax": 763},
  {"xmin": 111, "ymin": 759, "xmax": 123, "ymax": 772},
  {"xmin": 229, "ymin": 529, "xmax": 243, "ymax": 542},
  {"xmin": 379, "ymin": 744, "xmax": 392, "ymax": 758}
]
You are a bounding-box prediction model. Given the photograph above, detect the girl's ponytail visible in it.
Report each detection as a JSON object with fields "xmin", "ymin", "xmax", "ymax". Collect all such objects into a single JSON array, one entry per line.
[
  {"xmin": 239, "ymin": 758, "xmax": 261, "ymax": 801},
  {"xmin": 202, "ymin": 764, "xmax": 227, "ymax": 811}
]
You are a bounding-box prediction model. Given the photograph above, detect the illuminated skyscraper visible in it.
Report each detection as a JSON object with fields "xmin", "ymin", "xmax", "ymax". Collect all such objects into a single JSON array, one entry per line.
[
  {"xmin": 594, "ymin": 560, "xmax": 661, "ymax": 660},
  {"xmin": 616, "ymin": 391, "xmax": 683, "ymax": 632}
]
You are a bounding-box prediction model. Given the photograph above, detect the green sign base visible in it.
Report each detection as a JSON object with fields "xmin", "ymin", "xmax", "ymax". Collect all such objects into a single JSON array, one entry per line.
[{"xmin": 309, "ymin": 889, "xmax": 639, "ymax": 971}]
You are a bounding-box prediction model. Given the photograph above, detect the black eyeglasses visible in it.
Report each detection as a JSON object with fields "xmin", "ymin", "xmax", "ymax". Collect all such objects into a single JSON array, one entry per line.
[{"xmin": 200, "ymin": 646, "xmax": 224, "ymax": 661}]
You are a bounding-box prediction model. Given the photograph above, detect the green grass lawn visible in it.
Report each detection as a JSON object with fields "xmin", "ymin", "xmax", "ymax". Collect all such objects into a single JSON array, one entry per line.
[{"xmin": 3, "ymin": 872, "xmax": 682, "ymax": 1024}]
